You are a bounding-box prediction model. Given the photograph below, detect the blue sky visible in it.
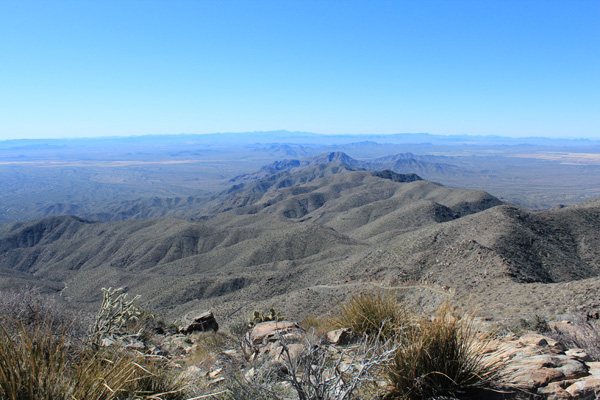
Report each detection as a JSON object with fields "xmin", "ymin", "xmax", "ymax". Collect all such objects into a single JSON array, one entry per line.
[{"xmin": 0, "ymin": 0, "xmax": 598, "ymax": 140}]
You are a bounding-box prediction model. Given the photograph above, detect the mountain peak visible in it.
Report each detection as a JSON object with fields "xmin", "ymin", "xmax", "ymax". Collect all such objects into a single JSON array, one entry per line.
[{"xmin": 307, "ymin": 152, "xmax": 358, "ymax": 166}]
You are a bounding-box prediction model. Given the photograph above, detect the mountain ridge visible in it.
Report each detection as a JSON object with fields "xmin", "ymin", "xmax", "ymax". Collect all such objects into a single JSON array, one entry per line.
[{"xmin": 2, "ymin": 152, "xmax": 600, "ymax": 324}]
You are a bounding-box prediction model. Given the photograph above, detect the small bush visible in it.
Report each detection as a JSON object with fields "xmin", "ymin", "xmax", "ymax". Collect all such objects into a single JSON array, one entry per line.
[
  {"xmin": 229, "ymin": 321, "xmax": 251, "ymax": 338},
  {"xmin": 333, "ymin": 291, "xmax": 407, "ymax": 340},
  {"xmin": 0, "ymin": 287, "xmax": 92, "ymax": 339},
  {"xmin": 220, "ymin": 368, "xmax": 284, "ymax": 400},
  {"xmin": 517, "ymin": 314, "xmax": 550, "ymax": 333},
  {"xmin": 385, "ymin": 303, "xmax": 503, "ymax": 399},
  {"xmin": 130, "ymin": 308, "xmax": 176, "ymax": 344},
  {"xmin": 279, "ymin": 332, "xmax": 399, "ymax": 400}
]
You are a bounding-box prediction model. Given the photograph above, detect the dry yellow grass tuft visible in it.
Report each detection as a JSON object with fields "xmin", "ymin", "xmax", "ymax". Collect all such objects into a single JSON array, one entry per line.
[
  {"xmin": 333, "ymin": 291, "xmax": 409, "ymax": 340},
  {"xmin": 0, "ymin": 320, "xmax": 184, "ymax": 400},
  {"xmin": 385, "ymin": 302, "xmax": 504, "ymax": 399}
]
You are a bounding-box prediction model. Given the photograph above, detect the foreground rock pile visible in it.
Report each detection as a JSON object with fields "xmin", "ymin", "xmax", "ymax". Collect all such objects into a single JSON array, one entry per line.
[{"xmin": 101, "ymin": 310, "xmax": 600, "ymax": 399}]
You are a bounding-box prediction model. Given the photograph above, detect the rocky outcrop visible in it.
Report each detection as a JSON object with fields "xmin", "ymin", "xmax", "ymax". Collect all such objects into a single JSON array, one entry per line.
[
  {"xmin": 491, "ymin": 333, "xmax": 600, "ymax": 399},
  {"xmin": 246, "ymin": 321, "xmax": 304, "ymax": 347}
]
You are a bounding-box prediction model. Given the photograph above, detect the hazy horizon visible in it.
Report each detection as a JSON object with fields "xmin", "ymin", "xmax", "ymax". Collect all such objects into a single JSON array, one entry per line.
[{"xmin": 2, "ymin": 130, "xmax": 600, "ymax": 144}]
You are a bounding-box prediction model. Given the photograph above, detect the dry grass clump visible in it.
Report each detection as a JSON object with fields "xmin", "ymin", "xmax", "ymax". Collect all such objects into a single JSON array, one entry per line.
[
  {"xmin": 0, "ymin": 287, "xmax": 186, "ymax": 400},
  {"xmin": 0, "ymin": 323, "xmax": 183, "ymax": 400},
  {"xmin": 0, "ymin": 321, "xmax": 185, "ymax": 400},
  {"xmin": 299, "ymin": 315, "xmax": 336, "ymax": 338},
  {"xmin": 385, "ymin": 303, "xmax": 503, "ymax": 399},
  {"xmin": 0, "ymin": 322, "xmax": 71, "ymax": 399},
  {"xmin": 333, "ymin": 291, "xmax": 408, "ymax": 340},
  {"xmin": 331, "ymin": 294, "xmax": 502, "ymax": 399}
]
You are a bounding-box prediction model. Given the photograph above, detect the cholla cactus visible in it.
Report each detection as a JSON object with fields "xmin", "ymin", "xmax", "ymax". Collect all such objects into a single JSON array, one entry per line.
[
  {"xmin": 90, "ymin": 287, "xmax": 141, "ymax": 346},
  {"xmin": 250, "ymin": 307, "xmax": 284, "ymax": 325}
]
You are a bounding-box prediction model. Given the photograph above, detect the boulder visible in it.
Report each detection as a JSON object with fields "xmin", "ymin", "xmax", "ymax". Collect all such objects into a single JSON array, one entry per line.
[
  {"xmin": 519, "ymin": 333, "xmax": 566, "ymax": 352},
  {"xmin": 327, "ymin": 327, "xmax": 355, "ymax": 345},
  {"xmin": 587, "ymin": 361, "xmax": 600, "ymax": 377},
  {"xmin": 565, "ymin": 377, "xmax": 600, "ymax": 399},
  {"xmin": 243, "ymin": 321, "xmax": 305, "ymax": 360},
  {"xmin": 495, "ymin": 332, "xmax": 595, "ymax": 396},
  {"xmin": 536, "ymin": 381, "xmax": 572, "ymax": 400},
  {"xmin": 247, "ymin": 321, "xmax": 304, "ymax": 347},
  {"xmin": 180, "ymin": 311, "xmax": 218, "ymax": 334}
]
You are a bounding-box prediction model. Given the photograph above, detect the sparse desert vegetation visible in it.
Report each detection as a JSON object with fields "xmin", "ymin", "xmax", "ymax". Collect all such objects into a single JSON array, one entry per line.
[
  {"xmin": 3, "ymin": 0, "xmax": 600, "ymax": 397},
  {"xmin": 2, "ymin": 135, "xmax": 600, "ymax": 225},
  {"xmin": 4, "ymin": 282, "xmax": 600, "ymax": 400}
]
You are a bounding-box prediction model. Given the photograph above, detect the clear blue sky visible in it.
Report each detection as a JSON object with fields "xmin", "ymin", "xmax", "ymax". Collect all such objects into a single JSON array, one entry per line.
[{"xmin": 1, "ymin": 0, "xmax": 598, "ymax": 140}]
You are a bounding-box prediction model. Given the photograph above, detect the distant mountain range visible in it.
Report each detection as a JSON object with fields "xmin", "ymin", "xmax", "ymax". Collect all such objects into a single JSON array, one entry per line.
[
  {"xmin": 3, "ymin": 134, "xmax": 600, "ymax": 225},
  {"xmin": 3, "ymin": 131, "xmax": 599, "ymax": 151}
]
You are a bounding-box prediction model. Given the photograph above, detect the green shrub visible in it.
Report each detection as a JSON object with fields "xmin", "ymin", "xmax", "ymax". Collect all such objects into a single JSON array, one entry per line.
[
  {"xmin": 333, "ymin": 291, "xmax": 408, "ymax": 340},
  {"xmin": 385, "ymin": 303, "xmax": 503, "ymax": 399}
]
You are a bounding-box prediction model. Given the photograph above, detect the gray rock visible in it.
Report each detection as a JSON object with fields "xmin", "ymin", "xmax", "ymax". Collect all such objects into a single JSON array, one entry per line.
[{"xmin": 180, "ymin": 310, "xmax": 219, "ymax": 334}]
